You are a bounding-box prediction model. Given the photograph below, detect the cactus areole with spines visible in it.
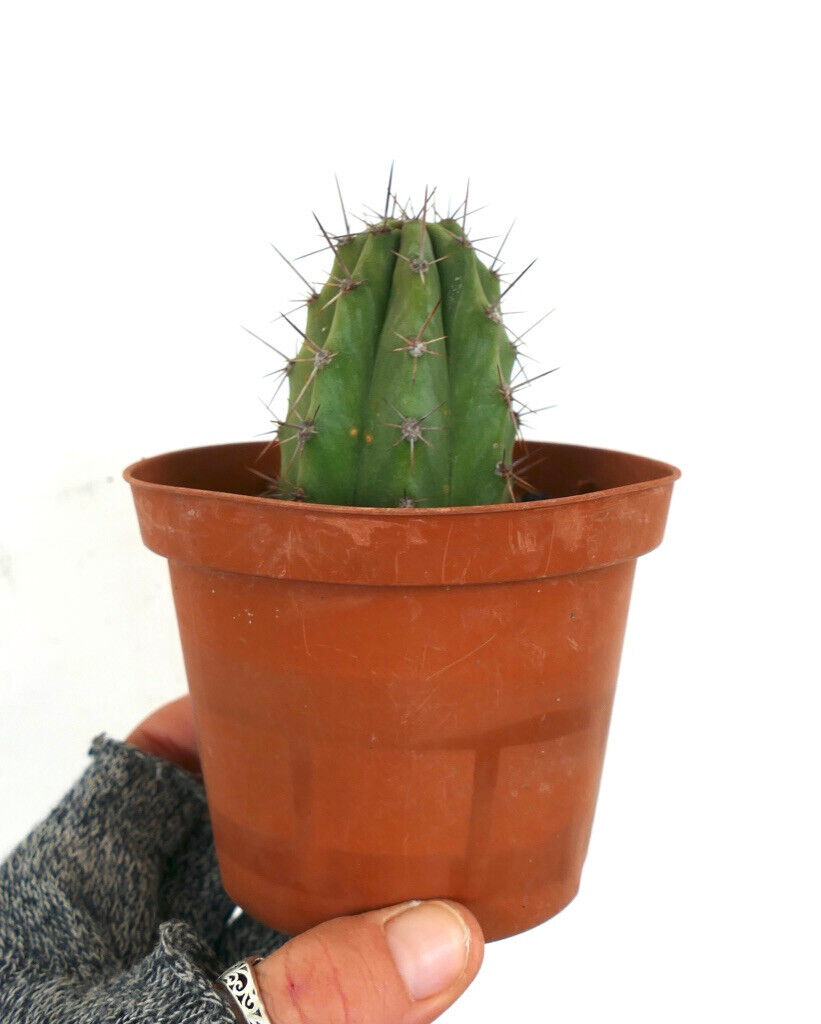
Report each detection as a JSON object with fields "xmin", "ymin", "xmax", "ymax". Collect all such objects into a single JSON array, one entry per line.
[{"xmin": 272, "ymin": 191, "xmax": 541, "ymax": 508}]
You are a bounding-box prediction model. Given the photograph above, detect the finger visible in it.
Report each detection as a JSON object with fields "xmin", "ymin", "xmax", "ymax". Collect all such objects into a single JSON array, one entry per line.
[
  {"xmin": 254, "ymin": 899, "xmax": 483, "ymax": 1024},
  {"xmin": 125, "ymin": 694, "xmax": 201, "ymax": 775}
]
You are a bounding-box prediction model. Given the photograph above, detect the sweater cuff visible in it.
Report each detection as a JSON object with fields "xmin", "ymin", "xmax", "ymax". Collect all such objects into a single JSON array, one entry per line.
[
  {"xmin": 84, "ymin": 733, "xmax": 237, "ymax": 948},
  {"xmin": 1, "ymin": 730, "xmax": 237, "ymax": 972},
  {"xmin": 0, "ymin": 919, "xmax": 235, "ymax": 1024},
  {"xmin": 86, "ymin": 732, "xmax": 209, "ymax": 857}
]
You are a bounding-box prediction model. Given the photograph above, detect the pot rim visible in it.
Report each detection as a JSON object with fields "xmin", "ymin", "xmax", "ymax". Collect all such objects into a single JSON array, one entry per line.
[
  {"xmin": 123, "ymin": 438, "xmax": 681, "ymax": 518},
  {"xmin": 125, "ymin": 439, "xmax": 679, "ymax": 584}
]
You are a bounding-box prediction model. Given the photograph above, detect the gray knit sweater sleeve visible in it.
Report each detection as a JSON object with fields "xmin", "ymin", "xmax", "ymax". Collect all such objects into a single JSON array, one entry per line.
[{"xmin": 0, "ymin": 734, "xmax": 288, "ymax": 1023}]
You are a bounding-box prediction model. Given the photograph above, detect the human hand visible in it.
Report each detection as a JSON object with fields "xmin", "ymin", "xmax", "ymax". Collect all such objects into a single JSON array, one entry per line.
[
  {"xmin": 127, "ymin": 697, "xmax": 485, "ymax": 1024},
  {"xmin": 126, "ymin": 694, "xmax": 203, "ymax": 776}
]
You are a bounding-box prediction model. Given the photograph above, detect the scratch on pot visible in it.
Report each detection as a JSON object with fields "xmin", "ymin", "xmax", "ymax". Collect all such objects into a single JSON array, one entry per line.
[
  {"xmin": 440, "ymin": 523, "xmax": 455, "ymax": 583},
  {"xmin": 277, "ymin": 527, "xmax": 300, "ymax": 573},
  {"xmin": 542, "ymin": 517, "xmax": 557, "ymax": 575},
  {"xmin": 523, "ymin": 640, "xmax": 546, "ymax": 668},
  {"xmin": 508, "ymin": 520, "xmax": 540, "ymax": 554},
  {"xmin": 331, "ymin": 646, "xmax": 356, "ymax": 661},
  {"xmin": 299, "ymin": 610, "xmax": 313, "ymax": 658},
  {"xmin": 424, "ymin": 632, "xmax": 498, "ymax": 683},
  {"xmin": 404, "ymin": 682, "xmax": 438, "ymax": 724}
]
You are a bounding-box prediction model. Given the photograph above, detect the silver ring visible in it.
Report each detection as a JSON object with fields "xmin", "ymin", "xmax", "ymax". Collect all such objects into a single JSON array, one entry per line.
[{"xmin": 214, "ymin": 956, "xmax": 272, "ymax": 1024}]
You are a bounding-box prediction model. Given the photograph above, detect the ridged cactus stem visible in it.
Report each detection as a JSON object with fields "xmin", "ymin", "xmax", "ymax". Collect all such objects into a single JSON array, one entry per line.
[{"xmin": 269, "ymin": 186, "xmax": 545, "ymax": 508}]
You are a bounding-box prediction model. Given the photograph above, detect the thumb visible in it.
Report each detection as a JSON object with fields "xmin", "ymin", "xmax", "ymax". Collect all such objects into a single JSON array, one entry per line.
[{"xmin": 253, "ymin": 899, "xmax": 484, "ymax": 1024}]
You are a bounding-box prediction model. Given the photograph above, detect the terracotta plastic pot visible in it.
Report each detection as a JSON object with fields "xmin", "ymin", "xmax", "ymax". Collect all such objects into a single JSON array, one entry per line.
[{"xmin": 125, "ymin": 439, "xmax": 678, "ymax": 940}]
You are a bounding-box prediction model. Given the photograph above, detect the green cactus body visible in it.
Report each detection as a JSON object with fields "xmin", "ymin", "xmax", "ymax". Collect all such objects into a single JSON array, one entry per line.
[{"xmin": 278, "ymin": 214, "xmax": 518, "ymax": 507}]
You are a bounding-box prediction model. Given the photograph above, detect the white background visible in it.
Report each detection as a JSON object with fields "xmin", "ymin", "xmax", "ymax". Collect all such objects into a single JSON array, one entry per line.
[{"xmin": 1, "ymin": 1, "xmax": 819, "ymax": 1020}]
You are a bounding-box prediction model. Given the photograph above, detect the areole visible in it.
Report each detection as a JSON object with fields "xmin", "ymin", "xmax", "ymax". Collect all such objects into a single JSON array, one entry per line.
[{"xmin": 125, "ymin": 439, "xmax": 679, "ymax": 940}]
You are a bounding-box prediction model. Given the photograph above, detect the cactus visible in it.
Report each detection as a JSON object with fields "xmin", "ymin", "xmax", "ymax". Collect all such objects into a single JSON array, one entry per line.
[{"xmin": 265, "ymin": 183, "xmax": 546, "ymax": 508}]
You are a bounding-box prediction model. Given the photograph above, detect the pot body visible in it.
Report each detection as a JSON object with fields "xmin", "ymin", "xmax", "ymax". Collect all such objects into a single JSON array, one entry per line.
[{"xmin": 126, "ymin": 440, "xmax": 678, "ymax": 940}]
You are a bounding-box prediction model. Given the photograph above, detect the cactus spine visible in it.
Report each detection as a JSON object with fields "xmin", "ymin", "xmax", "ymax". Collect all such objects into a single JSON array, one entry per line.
[{"xmin": 271, "ymin": 187, "xmax": 538, "ymax": 508}]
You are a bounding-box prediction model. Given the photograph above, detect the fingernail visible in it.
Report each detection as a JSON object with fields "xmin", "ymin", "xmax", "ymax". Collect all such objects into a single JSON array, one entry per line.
[{"xmin": 384, "ymin": 900, "xmax": 470, "ymax": 1001}]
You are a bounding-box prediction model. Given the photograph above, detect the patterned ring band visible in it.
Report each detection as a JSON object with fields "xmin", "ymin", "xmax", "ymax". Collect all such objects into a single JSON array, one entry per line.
[{"xmin": 213, "ymin": 956, "xmax": 272, "ymax": 1024}]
